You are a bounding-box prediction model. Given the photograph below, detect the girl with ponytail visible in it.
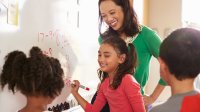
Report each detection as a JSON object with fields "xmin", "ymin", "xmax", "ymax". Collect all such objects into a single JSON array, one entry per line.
[{"xmin": 71, "ymin": 35, "xmax": 145, "ymax": 112}]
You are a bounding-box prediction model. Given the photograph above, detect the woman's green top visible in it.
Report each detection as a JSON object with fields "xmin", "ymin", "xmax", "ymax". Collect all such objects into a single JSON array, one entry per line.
[{"xmin": 98, "ymin": 25, "xmax": 166, "ymax": 95}]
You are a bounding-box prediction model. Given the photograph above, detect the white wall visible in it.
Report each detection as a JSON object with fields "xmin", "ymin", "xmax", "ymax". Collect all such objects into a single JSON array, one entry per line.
[
  {"xmin": 146, "ymin": 0, "xmax": 182, "ymax": 102},
  {"xmin": 148, "ymin": 0, "xmax": 182, "ymax": 39},
  {"xmin": 0, "ymin": 0, "xmax": 100, "ymax": 111}
]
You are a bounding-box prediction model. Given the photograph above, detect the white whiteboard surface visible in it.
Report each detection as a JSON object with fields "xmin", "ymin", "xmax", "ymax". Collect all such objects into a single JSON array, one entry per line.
[{"xmin": 0, "ymin": 0, "xmax": 100, "ymax": 112}]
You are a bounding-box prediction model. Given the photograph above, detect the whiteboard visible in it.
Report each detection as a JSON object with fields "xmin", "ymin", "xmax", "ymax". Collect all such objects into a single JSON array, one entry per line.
[{"xmin": 0, "ymin": 0, "xmax": 99, "ymax": 111}]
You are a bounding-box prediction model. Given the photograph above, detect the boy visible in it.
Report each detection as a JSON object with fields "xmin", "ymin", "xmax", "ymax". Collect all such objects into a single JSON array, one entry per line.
[{"xmin": 150, "ymin": 28, "xmax": 200, "ymax": 112}]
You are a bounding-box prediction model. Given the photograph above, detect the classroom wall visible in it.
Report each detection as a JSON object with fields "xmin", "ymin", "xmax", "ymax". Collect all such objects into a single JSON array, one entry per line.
[
  {"xmin": 148, "ymin": 0, "xmax": 182, "ymax": 39},
  {"xmin": 0, "ymin": 0, "xmax": 100, "ymax": 111}
]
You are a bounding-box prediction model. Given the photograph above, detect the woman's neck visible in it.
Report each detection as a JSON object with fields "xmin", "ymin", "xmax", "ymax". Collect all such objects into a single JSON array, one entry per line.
[{"xmin": 119, "ymin": 33, "xmax": 127, "ymax": 41}]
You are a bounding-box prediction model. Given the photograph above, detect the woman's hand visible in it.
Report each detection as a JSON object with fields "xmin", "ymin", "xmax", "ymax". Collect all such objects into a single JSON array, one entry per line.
[
  {"xmin": 143, "ymin": 94, "xmax": 156, "ymax": 106},
  {"xmin": 144, "ymin": 84, "xmax": 165, "ymax": 106}
]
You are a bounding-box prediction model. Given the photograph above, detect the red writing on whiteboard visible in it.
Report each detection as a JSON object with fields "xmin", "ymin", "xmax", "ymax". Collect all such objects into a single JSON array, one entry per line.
[
  {"xmin": 37, "ymin": 29, "xmax": 70, "ymax": 49},
  {"xmin": 42, "ymin": 48, "xmax": 53, "ymax": 56}
]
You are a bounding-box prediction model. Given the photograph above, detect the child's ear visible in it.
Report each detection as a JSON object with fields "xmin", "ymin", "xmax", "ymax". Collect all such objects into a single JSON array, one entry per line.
[
  {"xmin": 158, "ymin": 57, "xmax": 170, "ymax": 81},
  {"xmin": 158, "ymin": 57, "xmax": 164, "ymax": 66},
  {"xmin": 158, "ymin": 57, "xmax": 169, "ymax": 72},
  {"xmin": 119, "ymin": 54, "xmax": 126, "ymax": 64}
]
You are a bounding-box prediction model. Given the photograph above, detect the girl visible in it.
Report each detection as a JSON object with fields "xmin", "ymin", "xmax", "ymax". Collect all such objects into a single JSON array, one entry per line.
[
  {"xmin": 71, "ymin": 35, "xmax": 145, "ymax": 112},
  {"xmin": 0, "ymin": 46, "xmax": 64, "ymax": 112}
]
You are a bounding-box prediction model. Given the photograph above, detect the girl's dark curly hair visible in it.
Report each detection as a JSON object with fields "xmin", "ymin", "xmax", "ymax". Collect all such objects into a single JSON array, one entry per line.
[
  {"xmin": 0, "ymin": 50, "xmax": 25, "ymax": 91},
  {"xmin": 0, "ymin": 46, "xmax": 64, "ymax": 98}
]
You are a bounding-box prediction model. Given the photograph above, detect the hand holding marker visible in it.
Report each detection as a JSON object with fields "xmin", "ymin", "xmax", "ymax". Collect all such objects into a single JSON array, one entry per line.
[
  {"xmin": 70, "ymin": 81, "xmax": 90, "ymax": 91},
  {"xmin": 69, "ymin": 80, "xmax": 90, "ymax": 91}
]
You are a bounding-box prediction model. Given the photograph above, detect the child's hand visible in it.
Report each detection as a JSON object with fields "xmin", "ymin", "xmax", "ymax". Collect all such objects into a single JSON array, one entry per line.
[{"xmin": 71, "ymin": 80, "xmax": 80, "ymax": 93}]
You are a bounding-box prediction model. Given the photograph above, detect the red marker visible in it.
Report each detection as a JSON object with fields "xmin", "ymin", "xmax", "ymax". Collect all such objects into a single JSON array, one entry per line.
[{"xmin": 79, "ymin": 84, "xmax": 90, "ymax": 91}]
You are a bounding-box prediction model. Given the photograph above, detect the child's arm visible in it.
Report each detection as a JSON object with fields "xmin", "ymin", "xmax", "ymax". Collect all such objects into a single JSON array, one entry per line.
[
  {"xmin": 71, "ymin": 80, "xmax": 88, "ymax": 109},
  {"xmin": 71, "ymin": 80, "xmax": 106, "ymax": 112},
  {"xmin": 124, "ymin": 75, "xmax": 146, "ymax": 112}
]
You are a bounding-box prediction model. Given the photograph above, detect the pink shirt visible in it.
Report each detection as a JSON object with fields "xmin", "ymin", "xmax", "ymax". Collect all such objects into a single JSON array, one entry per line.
[{"xmin": 85, "ymin": 74, "xmax": 145, "ymax": 112}]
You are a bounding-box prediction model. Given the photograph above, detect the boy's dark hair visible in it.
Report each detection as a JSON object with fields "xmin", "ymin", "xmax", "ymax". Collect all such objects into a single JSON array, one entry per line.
[
  {"xmin": 0, "ymin": 46, "xmax": 64, "ymax": 98},
  {"xmin": 160, "ymin": 28, "xmax": 200, "ymax": 80},
  {"xmin": 100, "ymin": 35, "xmax": 137, "ymax": 89}
]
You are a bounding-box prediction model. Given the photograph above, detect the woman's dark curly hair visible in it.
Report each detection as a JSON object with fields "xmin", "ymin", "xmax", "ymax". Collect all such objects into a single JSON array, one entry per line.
[{"xmin": 0, "ymin": 46, "xmax": 64, "ymax": 98}]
